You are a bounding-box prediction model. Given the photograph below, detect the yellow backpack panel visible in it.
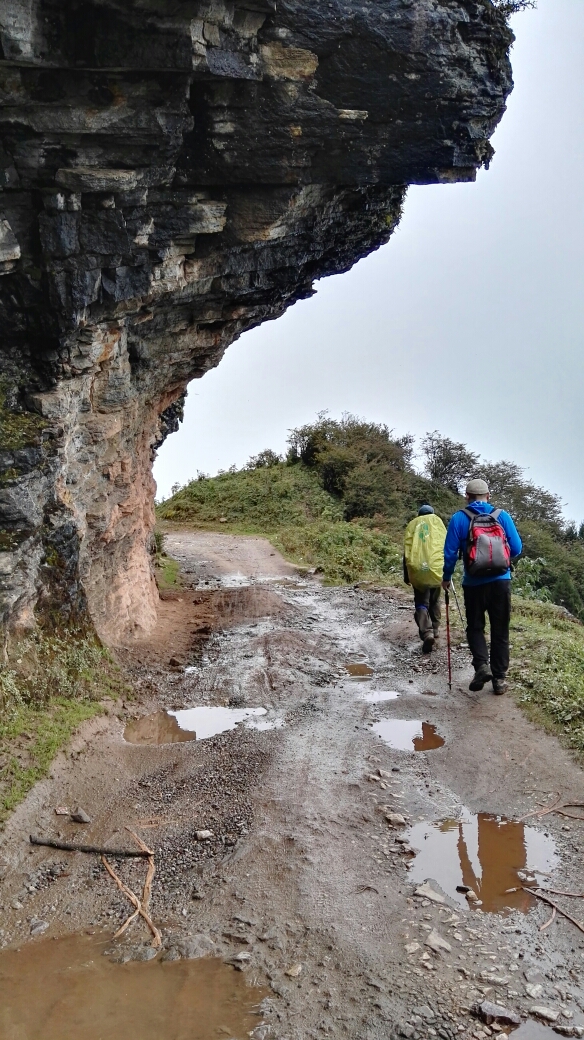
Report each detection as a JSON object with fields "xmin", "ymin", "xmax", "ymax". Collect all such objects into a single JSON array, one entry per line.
[{"xmin": 404, "ymin": 513, "xmax": 447, "ymax": 589}]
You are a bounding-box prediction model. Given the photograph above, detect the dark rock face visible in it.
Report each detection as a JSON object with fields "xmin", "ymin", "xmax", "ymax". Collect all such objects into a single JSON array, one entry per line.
[{"xmin": 0, "ymin": 0, "xmax": 512, "ymax": 641}]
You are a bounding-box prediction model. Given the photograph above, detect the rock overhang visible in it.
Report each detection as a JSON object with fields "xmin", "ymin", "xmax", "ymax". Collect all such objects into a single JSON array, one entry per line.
[{"xmin": 0, "ymin": 0, "xmax": 513, "ymax": 639}]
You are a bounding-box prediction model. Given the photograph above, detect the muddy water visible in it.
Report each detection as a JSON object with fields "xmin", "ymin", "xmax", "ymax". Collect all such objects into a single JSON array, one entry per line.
[
  {"xmin": 407, "ymin": 812, "xmax": 559, "ymax": 913},
  {"xmin": 373, "ymin": 718, "xmax": 445, "ymax": 751},
  {"xmin": 0, "ymin": 933, "xmax": 266, "ymax": 1040},
  {"xmin": 124, "ymin": 707, "xmax": 269, "ymax": 745},
  {"xmin": 124, "ymin": 712, "xmax": 196, "ymax": 745},
  {"xmin": 345, "ymin": 662, "xmax": 374, "ymax": 680}
]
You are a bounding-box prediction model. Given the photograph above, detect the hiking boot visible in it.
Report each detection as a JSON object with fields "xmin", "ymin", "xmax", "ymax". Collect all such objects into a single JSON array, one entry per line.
[
  {"xmin": 492, "ymin": 677, "xmax": 508, "ymax": 695},
  {"xmin": 469, "ymin": 664, "xmax": 493, "ymax": 691},
  {"xmin": 422, "ymin": 633, "xmax": 435, "ymax": 654}
]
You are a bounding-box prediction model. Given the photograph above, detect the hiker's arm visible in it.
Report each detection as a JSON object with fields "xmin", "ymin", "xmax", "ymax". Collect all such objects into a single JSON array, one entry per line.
[
  {"xmin": 501, "ymin": 512, "xmax": 522, "ymax": 559},
  {"xmin": 443, "ymin": 514, "xmax": 463, "ymax": 582}
]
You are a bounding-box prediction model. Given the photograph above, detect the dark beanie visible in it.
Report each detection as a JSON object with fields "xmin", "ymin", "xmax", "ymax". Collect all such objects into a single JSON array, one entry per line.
[{"xmin": 418, "ymin": 504, "xmax": 434, "ymax": 515}]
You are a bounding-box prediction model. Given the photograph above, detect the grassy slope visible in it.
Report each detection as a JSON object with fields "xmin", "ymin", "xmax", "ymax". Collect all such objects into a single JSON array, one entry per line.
[
  {"xmin": 158, "ymin": 464, "xmax": 584, "ymax": 756},
  {"xmin": 0, "ymin": 632, "xmax": 127, "ymax": 825}
]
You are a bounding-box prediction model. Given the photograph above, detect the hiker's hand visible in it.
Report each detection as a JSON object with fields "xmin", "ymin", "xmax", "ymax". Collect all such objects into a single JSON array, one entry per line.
[{"xmin": 442, "ymin": 580, "xmax": 451, "ymax": 590}]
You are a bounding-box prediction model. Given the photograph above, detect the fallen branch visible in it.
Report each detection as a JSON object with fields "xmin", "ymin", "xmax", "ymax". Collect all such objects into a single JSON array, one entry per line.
[
  {"xmin": 523, "ymin": 888, "xmax": 584, "ymax": 936},
  {"xmin": 538, "ymin": 888, "xmax": 584, "ymax": 899},
  {"xmin": 30, "ymin": 835, "xmax": 149, "ymax": 857},
  {"xmin": 102, "ymin": 854, "xmax": 161, "ymax": 947},
  {"xmin": 539, "ymin": 906, "xmax": 556, "ymax": 932},
  {"xmin": 519, "ymin": 796, "xmax": 584, "ymax": 823}
]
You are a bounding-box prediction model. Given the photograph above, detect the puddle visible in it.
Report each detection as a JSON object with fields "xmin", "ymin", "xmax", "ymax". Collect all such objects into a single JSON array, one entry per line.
[
  {"xmin": 345, "ymin": 662, "xmax": 374, "ymax": 680},
  {"xmin": 373, "ymin": 719, "xmax": 445, "ymax": 751},
  {"xmin": 125, "ymin": 706, "xmax": 270, "ymax": 744},
  {"xmin": 356, "ymin": 690, "xmax": 401, "ymax": 703},
  {"xmin": 512, "ymin": 1025, "xmax": 558, "ymax": 1039},
  {"xmin": 124, "ymin": 712, "xmax": 196, "ymax": 745},
  {"xmin": 0, "ymin": 933, "xmax": 266, "ymax": 1040},
  {"xmin": 407, "ymin": 811, "xmax": 559, "ymax": 913}
]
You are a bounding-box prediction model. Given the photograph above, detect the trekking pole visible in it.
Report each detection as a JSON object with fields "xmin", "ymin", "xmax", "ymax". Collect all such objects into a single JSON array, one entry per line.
[
  {"xmin": 450, "ymin": 578, "xmax": 465, "ymax": 627},
  {"xmin": 445, "ymin": 589, "xmax": 452, "ymax": 690}
]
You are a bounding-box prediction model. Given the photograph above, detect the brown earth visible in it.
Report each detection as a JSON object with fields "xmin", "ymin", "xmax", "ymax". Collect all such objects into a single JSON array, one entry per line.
[{"xmin": 1, "ymin": 531, "xmax": 584, "ymax": 1040}]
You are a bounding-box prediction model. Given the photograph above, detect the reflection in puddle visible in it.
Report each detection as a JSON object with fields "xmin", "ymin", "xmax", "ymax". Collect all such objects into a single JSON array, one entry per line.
[
  {"xmin": 0, "ymin": 933, "xmax": 266, "ymax": 1040},
  {"xmin": 408, "ymin": 811, "xmax": 559, "ymax": 913},
  {"xmin": 125, "ymin": 706, "xmax": 270, "ymax": 744},
  {"xmin": 124, "ymin": 712, "xmax": 196, "ymax": 745},
  {"xmin": 357, "ymin": 690, "xmax": 401, "ymax": 703},
  {"xmin": 373, "ymin": 719, "xmax": 445, "ymax": 751},
  {"xmin": 345, "ymin": 662, "xmax": 374, "ymax": 680}
]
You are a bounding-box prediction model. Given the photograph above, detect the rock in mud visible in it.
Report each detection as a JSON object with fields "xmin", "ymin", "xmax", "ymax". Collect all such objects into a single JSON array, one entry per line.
[
  {"xmin": 414, "ymin": 882, "xmax": 446, "ymax": 905},
  {"xmin": 70, "ymin": 808, "xmax": 92, "ymax": 824},
  {"xmin": 171, "ymin": 934, "xmax": 216, "ymax": 960},
  {"xmin": 530, "ymin": 1006, "xmax": 561, "ymax": 1023},
  {"xmin": 29, "ymin": 918, "xmax": 49, "ymax": 936},
  {"xmin": 424, "ymin": 929, "xmax": 451, "ymax": 954},
  {"xmin": 473, "ymin": 1001, "xmax": 521, "ymax": 1027}
]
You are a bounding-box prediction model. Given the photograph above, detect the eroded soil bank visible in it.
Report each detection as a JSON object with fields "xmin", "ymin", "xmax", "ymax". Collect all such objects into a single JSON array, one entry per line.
[{"xmin": 1, "ymin": 531, "xmax": 584, "ymax": 1039}]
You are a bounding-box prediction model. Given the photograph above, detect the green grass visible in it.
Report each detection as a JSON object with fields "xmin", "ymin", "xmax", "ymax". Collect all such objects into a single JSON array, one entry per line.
[
  {"xmin": 509, "ymin": 598, "xmax": 584, "ymax": 754},
  {"xmin": 0, "ymin": 631, "xmax": 127, "ymax": 825},
  {"xmin": 273, "ymin": 521, "xmax": 404, "ymax": 585},
  {"xmin": 155, "ymin": 553, "xmax": 181, "ymax": 590},
  {"xmin": 158, "ymin": 463, "xmax": 343, "ymax": 530},
  {"xmin": 0, "ymin": 379, "xmax": 45, "ymax": 453}
]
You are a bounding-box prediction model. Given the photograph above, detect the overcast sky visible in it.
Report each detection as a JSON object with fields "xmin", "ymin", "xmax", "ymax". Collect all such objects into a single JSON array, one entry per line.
[{"xmin": 154, "ymin": 0, "xmax": 584, "ymax": 521}]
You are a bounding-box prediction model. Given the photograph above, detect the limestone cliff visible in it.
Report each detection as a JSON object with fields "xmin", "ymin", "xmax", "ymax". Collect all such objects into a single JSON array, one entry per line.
[{"xmin": 0, "ymin": 0, "xmax": 512, "ymax": 643}]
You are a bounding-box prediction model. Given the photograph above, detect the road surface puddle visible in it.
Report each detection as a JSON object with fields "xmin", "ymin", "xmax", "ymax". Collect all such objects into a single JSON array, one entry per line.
[
  {"xmin": 373, "ymin": 719, "xmax": 445, "ymax": 751},
  {"xmin": 345, "ymin": 662, "xmax": 374, "ymax": 680},
  {"xmin": 407, "ymin": 811, "xmax": 559, "ymax": 913},
  {"xmin": 357, "ymin": 689, "xmax": 401, "ymax": 703},
  {"xmin": 125, "ymin": 712, "xmax": 196, "ymax": 745},
  {"xmin": 0, "ymin": 932, "xmax": 266, "ymax": 1040},
  {"xmin": 125, "ymin": 706, "xmax": 271, "ymax": 744}
]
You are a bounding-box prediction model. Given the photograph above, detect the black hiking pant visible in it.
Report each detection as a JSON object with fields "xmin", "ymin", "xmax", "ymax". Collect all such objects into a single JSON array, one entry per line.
[
  {"xmin": 413, "ymin": 587, "xmax": 442, "ymax": 640},
  {"xmin": 463, "ymin": 580, "xmax": 511, "ymax": 679}
]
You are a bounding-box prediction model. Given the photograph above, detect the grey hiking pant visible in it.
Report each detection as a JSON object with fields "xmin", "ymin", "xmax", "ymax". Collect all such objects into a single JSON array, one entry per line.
[{"xmin": 413, "ymin": 587, "xmax": 442, "ymax": 640}]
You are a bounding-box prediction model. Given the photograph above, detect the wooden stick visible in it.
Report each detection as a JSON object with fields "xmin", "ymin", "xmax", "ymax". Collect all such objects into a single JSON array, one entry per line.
[
  {"xmin": 102, "ymin": 855, "xmax": 161, "ymax": 947},
  {"xmin": 30, "ymin": 835, "xmax": 149, "ymax": 857},
  {"xmin": 539, "ymin": 906, "xmax": 556, "ymax": 932},
  {"xmin": 519, "ymin": 792, "xmax": 562, "ymax": 822},
  {"xmin": 523, "ymin": 888, "xmax": 584, "ymax": 935},
  {"xmin": 538, "ymin": 888, "xmax": 584, "ymax": 899},
  {"xmin": 125, "ymin": 828, "xmax": 155, "ymax": 913}
]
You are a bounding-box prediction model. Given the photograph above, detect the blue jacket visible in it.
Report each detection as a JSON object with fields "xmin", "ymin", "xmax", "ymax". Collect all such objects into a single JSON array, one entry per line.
[{"xmin": 443, "ymin": 501, "xmax": 522, "ymax": 586}]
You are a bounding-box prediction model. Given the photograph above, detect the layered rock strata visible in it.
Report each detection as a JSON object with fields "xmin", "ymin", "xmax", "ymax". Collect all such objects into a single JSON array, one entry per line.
[{"xmin": 0, "ymin": 0, "xmax": 512, "ymax": 642}]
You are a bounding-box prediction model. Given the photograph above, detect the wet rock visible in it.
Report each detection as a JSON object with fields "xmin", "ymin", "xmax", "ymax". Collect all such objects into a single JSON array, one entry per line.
[
  {"xmin": 530, "ymin": 1007, "xmax": 560, "ymax": 1023},
  {"xmin": 175, "ymin": 934, "xmax": 216, "ymax": 960},
  {"xmin": 525, "ymin": 983, "xmax": 544, "ymax": 998},
  {"xmin": 70, "ymin": 808, "xmax": 92, "ymax": 824},
  {"xmin": 131, "ymin": 947, "xmax": 159, "ymax": 962},
  {"xmin": 425, "ymin": 929, "xmax": 451, "ymax": 954},
  {"xmin": 473, "ymin": 1002, "xmax": 520, "ymax": 1027},
  {"xmin": 29, "ymin": 918, "xmax": 49, "ymax": 937},
  {"xmin": 413, "ymin": 1005, "xmax": 435, "ymax": 1021},
  {"xmin": 195, "ymin": 830, "xmax": 214, "ymax": 841},
  {"xmin": 414, "ymin": 882, "xmax": 446, "ymax": 905},
  {"xmin": 383, "ymin": 812, "xmax": 407, "ymax": 827}
]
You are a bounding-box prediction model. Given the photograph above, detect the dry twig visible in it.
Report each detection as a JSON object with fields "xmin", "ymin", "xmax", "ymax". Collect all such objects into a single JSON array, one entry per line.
[
  {"xmin": 539, "ymin": 906, "xmax": 556, "ymax": 932},
  {"xmin": 29, "ymin": 835, "xmax": 149, "ymax": 857},
  {"xmin": 523, "ymin": 888, "xmax": 584, "ymax": 936},
  {"xmin": 102, "ymin": 854, "xmax": 161, "ymax": 947}
]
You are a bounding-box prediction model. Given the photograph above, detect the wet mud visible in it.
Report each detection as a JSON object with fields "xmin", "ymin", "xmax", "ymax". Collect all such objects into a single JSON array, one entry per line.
[
  {"xmin": 407, "ymin": 812, "xmax": 558, "ymax": 913},
  {"xmin": 0, "ymin": 932, "xmax": 266, "ymax": 1040}
]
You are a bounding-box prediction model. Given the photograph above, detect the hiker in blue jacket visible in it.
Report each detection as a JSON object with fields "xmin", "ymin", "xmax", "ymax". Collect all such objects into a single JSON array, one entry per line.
[{"xmin": 442, "ymin": 478, "xmax": 522, "ymax": 694}]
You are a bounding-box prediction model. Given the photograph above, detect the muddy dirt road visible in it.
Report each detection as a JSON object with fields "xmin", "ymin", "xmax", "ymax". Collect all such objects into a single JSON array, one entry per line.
[{"xmin": 2, "ymin": 532, "xmax": 584, "ymax": 1039}]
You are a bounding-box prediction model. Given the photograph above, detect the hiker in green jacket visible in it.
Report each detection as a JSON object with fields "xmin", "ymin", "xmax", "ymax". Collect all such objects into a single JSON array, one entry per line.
[{"xmin": 403, "ymin": 505, "xmax": 447, "ymax": 654}]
